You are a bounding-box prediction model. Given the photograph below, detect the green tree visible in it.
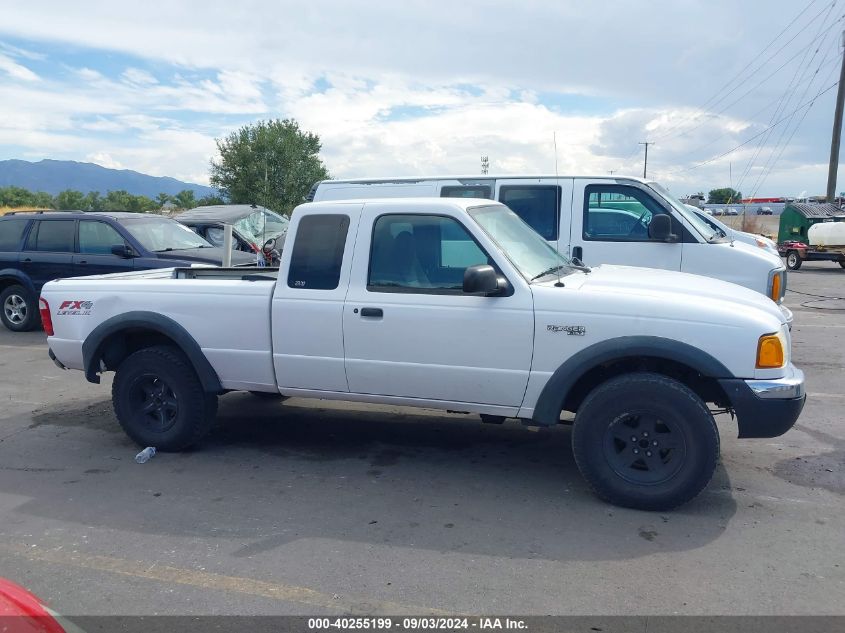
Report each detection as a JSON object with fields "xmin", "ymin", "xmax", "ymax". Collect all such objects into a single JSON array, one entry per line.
[
  {"xmin": 209, "ymin": 118, "xmax": 330, "ymax": 215},
  {"xmin": 197, "ymin": 193, "xmax": 226, "ymax": 206},
  {"xmin": 55, "ymin": 189, "xmax": 87, "ymax": 210},
  {"xmin": 708, "ymin": 188, "xmax": 743, "ymax": 204},
  {"xmin": 172, "ymin": 189, "xmax": 197, "ymax": 210},
  {"xmin": 155, "ymin": 192, "xmax": 172, "ymax": 207},
  {"xmin": 84, "ymin": 191, "xmax": 104, "ymax": 212}
]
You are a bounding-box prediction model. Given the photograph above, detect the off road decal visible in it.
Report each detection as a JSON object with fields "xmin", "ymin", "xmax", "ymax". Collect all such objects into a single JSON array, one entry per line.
[{"xmin": 57, "ymin": 300, "xmax": 94, "ymax": 316}]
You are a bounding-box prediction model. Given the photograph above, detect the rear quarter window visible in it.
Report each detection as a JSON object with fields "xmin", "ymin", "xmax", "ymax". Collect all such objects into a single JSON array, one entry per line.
[
  {"xmin": 0, "ymin": 219, "xmax": 30, "ymax": 251},
  {"xmin": 287, "ymin": 215, "xmax": 350, "ymax": 290}
]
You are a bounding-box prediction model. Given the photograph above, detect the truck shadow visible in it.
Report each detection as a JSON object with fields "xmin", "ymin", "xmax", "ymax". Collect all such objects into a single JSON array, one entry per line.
[{"xmin": 16, "ymin": 393, "xmax": 737, "ymax": 562}]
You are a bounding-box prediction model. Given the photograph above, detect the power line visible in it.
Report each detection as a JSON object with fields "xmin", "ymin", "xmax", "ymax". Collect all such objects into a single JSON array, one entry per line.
[
  {"xmin": 670, "ymin": 81, "xmax": 839, "ymax": 174},
  {"xmin": 745, "ymin": 26, "xmax": 840, "ymax": 196},
  {"xmin": 737, "ymin": 3, "xmax": 840, "ymax": 195},
  {"xmin": 653, "ymin": 2, "xmax": 838, "ymax": 143},
  {"xmin": 657, "ymin": 13, "xmax": 845, "ymax": 146}
]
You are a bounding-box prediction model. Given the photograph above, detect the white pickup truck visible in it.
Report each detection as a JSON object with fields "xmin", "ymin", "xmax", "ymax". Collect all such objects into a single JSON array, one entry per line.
[{"xmin": 41, "ymin": 198, "xmax": 805, "ymax": 510}]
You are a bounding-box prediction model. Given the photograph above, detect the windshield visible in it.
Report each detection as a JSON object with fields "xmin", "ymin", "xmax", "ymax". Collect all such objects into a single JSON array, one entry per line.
[
  {"xmin": 234, "ymin": 209, "xmax": 290, "ymax": 245},
  {"xmin": 647, "ymin": 182, "xmax": 720, "ymax": 242},
  {"xmin": 469, "ymin": 205, "xmax": 575, "ymax": 281},
  {"xmin": 122, "ymin": 217, "xmax": 212, "ymax": 252}
]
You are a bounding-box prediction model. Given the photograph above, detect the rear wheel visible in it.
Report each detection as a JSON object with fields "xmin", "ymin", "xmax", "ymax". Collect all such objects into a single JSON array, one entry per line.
[
  {"xmin": 0, "ymin": 285, "xmax": 39, "ymax": 332},
  {"xmin": 572, "ymin": 373, "xmax": 719, "ymax": 511},
  {"xmin": 838, "ymin": 260, "xmax": 845, "ymax": 269},
  {"xmin": 785, "ymin": 251, "xmax": 802, "ymax": 270},
  {"xmin": 112, "ymin": 345, "xmax": 217, "ymax": 451}
]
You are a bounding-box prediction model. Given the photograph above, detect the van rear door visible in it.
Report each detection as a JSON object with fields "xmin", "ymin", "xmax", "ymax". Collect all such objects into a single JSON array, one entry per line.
[{"xmin": 569, "ymin": 179, "xmax": 683, "ymax": 270}]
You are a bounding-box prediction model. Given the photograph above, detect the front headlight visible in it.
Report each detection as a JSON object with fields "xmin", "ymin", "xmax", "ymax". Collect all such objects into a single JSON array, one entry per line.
[
  {"xmin": 756, "ymin": 330, "xmax": 787, "ymax": 369},
  {"xmin": 767, "ymin": 269, "xmax": 786, "ymax": 302}
]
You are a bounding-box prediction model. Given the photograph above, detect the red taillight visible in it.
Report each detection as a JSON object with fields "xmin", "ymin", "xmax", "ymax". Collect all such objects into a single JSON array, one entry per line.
[{"xmin": 39, "ymin": 297, "xmax": 54, "ymax": 336}]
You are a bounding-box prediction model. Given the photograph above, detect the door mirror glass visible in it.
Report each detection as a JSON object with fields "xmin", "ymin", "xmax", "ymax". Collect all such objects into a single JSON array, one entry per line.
[
  {"xmin": 463, "ymin": 264, "xmax": 503, "ymax": 295},
  {"xmin": 648, "ymin": 214, "xmax": 678, "ymax": 242}
]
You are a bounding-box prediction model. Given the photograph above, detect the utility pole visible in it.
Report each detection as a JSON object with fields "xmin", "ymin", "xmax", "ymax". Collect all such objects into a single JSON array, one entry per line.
[
  {"xmin": 608, "ymin": 170, "xmax": 615, "ymax": 175},
  {"xmin": 827, "ymin": 30, "xmax": 845, "ymax": 203},
  {"xmin": 480, "ymin": 156, "xmax": 489, "ymax": 175},
  {"xmin": 639, "ymin": 142, "xmax": 653, "ymax": 179}
]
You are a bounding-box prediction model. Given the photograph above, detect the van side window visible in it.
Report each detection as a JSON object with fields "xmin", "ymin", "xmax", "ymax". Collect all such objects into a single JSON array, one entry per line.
[
  {"xmin": 369, "ymin": 214, "xmax": 491, "ymax": 293},
  {"xmin": 498, "ymin": 185, "xmax": 560, "ymax": 240},
  {"xmin": 0, "ymin": 219, "xmax": 30, "ymax": 251},
  {"xmin": 441, "ymin": 185, "xmax": 492, "ymax": 199},
  {"xmin": 583, "ymin": 185, "xmax": 668, "ymax": 242},
  {"xmin": 27, "ymin": 220, "xmax": 75, "ymax": 252},
  {"xmin": 287, "ymin": 215, "xmax": 350, "ymax": 290}
]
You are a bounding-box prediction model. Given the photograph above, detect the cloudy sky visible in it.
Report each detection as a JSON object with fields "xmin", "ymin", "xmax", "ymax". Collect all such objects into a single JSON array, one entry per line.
[{"xmin": 0, "ymin": 0, "xmax": 843, "ymax": 197}]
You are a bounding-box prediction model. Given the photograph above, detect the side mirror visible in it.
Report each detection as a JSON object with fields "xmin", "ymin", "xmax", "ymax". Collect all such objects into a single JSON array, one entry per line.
[
  {"xmin": 262, "ymin": 238, "xmax": 276, "ymax": 254},
  {"xmin": 463, "ymin": 264, "xmax": 509, "ymax": 296},
  {"xmin": 648, "ymin": 214, "xmax": 678, "ymax": 242},
  {"xmin": 111, "ymin": 244, "xmax": 134, "ymax": 258}
]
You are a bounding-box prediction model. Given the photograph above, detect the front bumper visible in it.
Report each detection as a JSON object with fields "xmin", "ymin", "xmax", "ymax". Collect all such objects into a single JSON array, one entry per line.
[
  {"xmin": 780, "ymin": 304, "xmax": 794, "ymax": 329},
  {"xmin": 718, "ymin": 364, "xmax": 805, "ymax": 438}
]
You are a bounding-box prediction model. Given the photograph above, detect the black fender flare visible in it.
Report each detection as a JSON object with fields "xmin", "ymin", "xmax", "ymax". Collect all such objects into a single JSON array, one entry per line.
[
  {"xmin": 531, "ymin": 336, "xmax": 733, "ymax": 426},
  {"xmin": 0, "ymin": 269, "xmax": 36, "ymax": 295},
  {"xmin": 82, "ymin": 311, "xmax": 223, "ymax": 393}
]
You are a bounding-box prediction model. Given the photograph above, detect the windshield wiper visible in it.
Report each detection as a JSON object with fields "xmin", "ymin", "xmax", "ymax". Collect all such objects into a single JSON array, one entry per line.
[{"xmin": 531, "ymin": 265, "xmax": 570, "ymax": 281}]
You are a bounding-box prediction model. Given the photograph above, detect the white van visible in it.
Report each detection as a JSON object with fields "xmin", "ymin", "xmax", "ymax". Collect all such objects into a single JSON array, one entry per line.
[{"xmin": 309, "ymin": 175, "xmax": 788, "ymax": 308}]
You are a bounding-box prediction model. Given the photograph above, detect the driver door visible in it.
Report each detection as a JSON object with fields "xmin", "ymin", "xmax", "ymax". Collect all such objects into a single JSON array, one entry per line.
[{"xmin": 569, "ymin": 181, "xmax": 682, "ymax": 271}]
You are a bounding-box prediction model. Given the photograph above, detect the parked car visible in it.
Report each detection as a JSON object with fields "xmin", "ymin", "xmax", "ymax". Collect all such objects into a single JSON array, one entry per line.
[
  {"xmin": 757, "ymin": 206, "xmax": 773, "ymax": 215},
  {"xmin": 309, "ymin": 176, "xmax": 788, "ymax": 308},
  {"xmin": 0, "ymin": 210, "xmax": 255, "ymax": 331},
  {"xmin": 712, "ymin": 208, "xmax": 724, "ymax": 216},
  {"xmin": 42, "ymin": 198, "xmax": 805, "ymax": 511},
  {"xmin": 724, "ymin": 207, "xmax": 739, "ymax": 216},
  {"xmin": 691, "ymin": 208, "xmax": 779, "ymax": 256},
  {"xmin": 176, "ymin": 205, "xmax": 289, "ymax": 263}
]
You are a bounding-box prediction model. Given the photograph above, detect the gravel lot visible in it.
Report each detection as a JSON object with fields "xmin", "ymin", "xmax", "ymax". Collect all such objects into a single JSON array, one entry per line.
[{"xmin": 0, "ymin": 263, "xmax": 843, "ymax": 616}]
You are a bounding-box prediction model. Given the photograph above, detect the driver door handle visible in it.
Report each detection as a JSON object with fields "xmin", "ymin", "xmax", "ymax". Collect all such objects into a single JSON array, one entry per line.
[{"xmin": 360, "ymin": 307, "xmax": 383, "ymax": 318}]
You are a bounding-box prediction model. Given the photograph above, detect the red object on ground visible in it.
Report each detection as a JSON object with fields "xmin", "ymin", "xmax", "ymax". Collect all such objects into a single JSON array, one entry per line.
[{"xmin": 0, "ymin": 578, "xmax": 65, "ymax": 633}]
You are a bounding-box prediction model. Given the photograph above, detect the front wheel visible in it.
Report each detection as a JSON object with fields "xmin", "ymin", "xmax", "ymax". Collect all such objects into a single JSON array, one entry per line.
[
  {"xmin": 838, "ymin": 260, "xmax": 845, "ymax": 269},
  {"xmin": 572, "ymin": 373, "xmax": 719, "ymax": 511},
  {"xmin": 112, "ymin": 345, "xmax": 217, "ymax": 451},
  {"xmin": 785, "ymin": 251, "xmax": 802, "ymax": 270}
]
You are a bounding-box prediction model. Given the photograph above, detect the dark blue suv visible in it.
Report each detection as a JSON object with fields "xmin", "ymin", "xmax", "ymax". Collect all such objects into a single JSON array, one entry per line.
[{"xmin": 0, "ymin": 211, "xmax": 255, "ymax": 331}]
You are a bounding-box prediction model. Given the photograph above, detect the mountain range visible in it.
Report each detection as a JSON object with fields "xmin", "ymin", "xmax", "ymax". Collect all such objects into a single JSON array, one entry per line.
[{"xmin": 0, "ymin": 159, "xmax": 215, "ymax": 198}]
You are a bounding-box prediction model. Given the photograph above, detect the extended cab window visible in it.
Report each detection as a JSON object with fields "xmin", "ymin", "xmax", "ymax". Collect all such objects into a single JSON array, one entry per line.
[
  {"xmin": 0, "ymin": 219, "xmax": 30, "ymax": 251},
  {"xmin": 79, "ymin": 221, "xmax": 126, "ymax": 254},
  {"xmin": 498, "ymin": 185, "xmax": 560, "ymax": 240},
  {"xmin": 287, "ymin": 214, "xmax": 349, "ymax": 290},
  {"xmin": 584, "ymin": 185, "xmax": 668, "ymax": 242},
  {"xmin": 440, "ymin": 185, "xmax": 492, "ymax": 199},
  {"xmin": 369, "ymin": 214, "xmax": 491, "ymax": 293},
  {"xmin": 27, "ymin": 220, "xmax": 75, "ymax": 252}
]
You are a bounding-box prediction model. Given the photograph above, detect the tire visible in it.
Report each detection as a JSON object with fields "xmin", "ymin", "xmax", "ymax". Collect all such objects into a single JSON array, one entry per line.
[
  {"xmin": 112, "ymin": 345, "xmax": 217, "ymax": 451},
  {"xmin": 838, "ymin": 261, "xmax": 845, "ymax": 269},
  {"xmin": 785, "ymin": 251, "xmax": 802, "ymax": 270},
  {"xmin": 0, "ymin": 284, "xmax": 39, "ymax": 332},
  {"xmin": 571, "ymin": 372, "xmax": 719, "ymax": 511}
]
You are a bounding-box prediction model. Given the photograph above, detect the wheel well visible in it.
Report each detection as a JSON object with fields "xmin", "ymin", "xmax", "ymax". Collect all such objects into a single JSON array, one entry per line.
[
  {"xmin": 562, "ymin": 356, "xmax": 731, "ymax": 414},
  {"xmin": 96, "ymin": 327, "xmax": 181, "ymax": 372},
  {"xmin": 0, "ymin": 277, "xmax": 24, "ymax": 293}
]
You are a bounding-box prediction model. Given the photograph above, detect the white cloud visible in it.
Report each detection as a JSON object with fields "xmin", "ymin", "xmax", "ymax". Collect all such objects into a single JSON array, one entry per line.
[
  {"xmin": 0, "ymin": 53, "xmax": 39, "ymax": 81},
  {"xmin": 121, "ymin": 67, "xmax": 158, "ymax": 85}
]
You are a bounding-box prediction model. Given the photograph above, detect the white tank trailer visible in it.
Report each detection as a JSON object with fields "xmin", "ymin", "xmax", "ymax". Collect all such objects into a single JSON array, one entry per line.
[{"xmin": 808, "ymin": 222, "xmax": 845, "ymax": 247}]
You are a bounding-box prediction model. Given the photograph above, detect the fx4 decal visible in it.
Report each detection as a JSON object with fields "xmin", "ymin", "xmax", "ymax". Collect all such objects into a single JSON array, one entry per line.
[{"xmin": 58, "ymin": 300, "xmax": 94, "ymax": 316}]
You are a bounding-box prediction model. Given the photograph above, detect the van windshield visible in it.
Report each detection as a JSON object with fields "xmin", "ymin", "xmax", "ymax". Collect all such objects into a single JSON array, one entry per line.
[
  {"xmin": 647, "ymin": 182, "xmax": 721, "ymax": 242},
  {"xmin": 469, "ymin": 205, "xmax": 578, "ymax": 281}
]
